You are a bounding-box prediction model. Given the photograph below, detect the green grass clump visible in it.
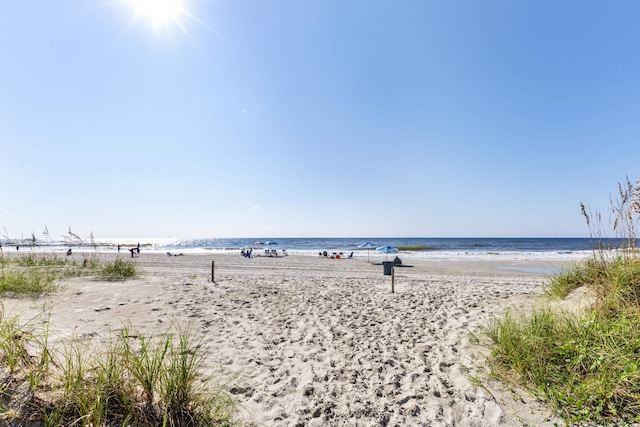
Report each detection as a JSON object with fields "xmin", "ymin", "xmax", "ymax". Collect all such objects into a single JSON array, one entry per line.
[
  {"xmin": 546, "ymin": 257, "xmax": 640, "ymax": 311},
  {"xmin": 0, "ymin": 254, "xmax": 138, "ymax": 296},
  {"xmin": 0, "ymin": 309, "xmax": 35, "ymax": 373},
  {"xmin": 0, "ymin": 269, "xmax": 59, "ymax": 296},
  {"xmin": 0, "ymin": 311, "xmax": 238, "ymax": 426},
  {"xmin": 485, "ymin": 306, "xmax": 640, "ymax": 424},
  {"xmin": 100, "ymin": 257, "xmax": 139, "ymax": 281},
  {"xmin": 13, "ymin": 253, "xmax": 68, "ymax": 267},
  {"xmin": 544, "ymin": 263, "xmax": 592, "ymax": 299}
]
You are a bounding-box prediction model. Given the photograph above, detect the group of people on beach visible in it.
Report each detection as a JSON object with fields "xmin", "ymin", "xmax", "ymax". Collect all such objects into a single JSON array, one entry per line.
[
  {"xmin": 265, "ymin": 249, "xmax": 286, "ymax": 257},
  {"xmin": 63, "ymin": 243, "xmax": 140, "ymax": 258},
  {"xmin": 240, "ymin": 248, "xmax": 288, "ymax": 258},
  {"xmin": 319, "ymin": 251, "xmax": 353, "ymax": 259}
]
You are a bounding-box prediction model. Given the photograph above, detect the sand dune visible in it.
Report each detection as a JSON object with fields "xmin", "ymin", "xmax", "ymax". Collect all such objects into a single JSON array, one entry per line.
[{"xmin": 3, "ymin": 252, "xmax": 565, "ymax": 426}]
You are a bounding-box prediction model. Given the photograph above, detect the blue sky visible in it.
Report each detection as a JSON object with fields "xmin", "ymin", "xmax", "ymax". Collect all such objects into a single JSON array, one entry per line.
[{"xmin": 1, "ymin": 0, "xmax": 639, "ymax": 239}]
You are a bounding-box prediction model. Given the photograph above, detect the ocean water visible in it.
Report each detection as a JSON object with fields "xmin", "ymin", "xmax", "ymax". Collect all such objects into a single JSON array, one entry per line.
[{"xmin": 4, "ymin": 237, "xmax": 614, "ymax": 262}]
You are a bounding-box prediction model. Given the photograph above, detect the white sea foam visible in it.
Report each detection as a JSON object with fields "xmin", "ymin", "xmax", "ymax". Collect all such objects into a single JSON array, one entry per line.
[
  {"xmin": 286, "ymin": 249, "xmax": 592, "ymax": 262},
  {"xmin": 4, "ymin": 238, "xmax": 595, "ymax": 263}
]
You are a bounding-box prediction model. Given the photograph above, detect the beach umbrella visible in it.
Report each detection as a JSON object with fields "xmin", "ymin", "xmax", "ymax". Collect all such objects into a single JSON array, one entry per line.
[
  {"xmin": 358, "ymin": 242, "xmax": 377, "ymax": 262},
  {"xmin": 376, "ymin": 245, "xmax": 399, "ymax": 260}
]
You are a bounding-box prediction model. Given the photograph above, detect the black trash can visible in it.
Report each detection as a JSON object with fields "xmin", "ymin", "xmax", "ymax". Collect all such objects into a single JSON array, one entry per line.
[{"xmin": 382, "ymin": 261, "xmax": 393, "ymax": 276}]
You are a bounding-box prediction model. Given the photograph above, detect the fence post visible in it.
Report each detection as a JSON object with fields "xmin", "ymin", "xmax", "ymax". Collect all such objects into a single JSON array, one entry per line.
[
  {"xmin": 211, "ymin": 260, "xmax": 215, "ymax": 283},
  {"xmin": 391, "ymin": 266, "xmax": 395, "ymax": 293}
]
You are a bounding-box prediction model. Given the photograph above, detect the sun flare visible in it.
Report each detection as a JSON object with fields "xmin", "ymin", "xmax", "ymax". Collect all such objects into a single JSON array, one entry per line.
[
  {"xmin": 129, "ymin": 0, "xmax": 186, "ymax": 29},
  {"xmin": 116, "ymin": 0, "xmax": 206, "ymax": 48}
]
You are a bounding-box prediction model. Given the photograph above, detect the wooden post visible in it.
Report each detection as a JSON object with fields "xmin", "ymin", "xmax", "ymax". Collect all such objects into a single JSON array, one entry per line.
[
  {"xmin": 391, "ymin": 266, "xmax": 395, "ymax": 293},
  {"xmin": 211, "ymin": 260, "xmax": 215, "ymax": 282}
]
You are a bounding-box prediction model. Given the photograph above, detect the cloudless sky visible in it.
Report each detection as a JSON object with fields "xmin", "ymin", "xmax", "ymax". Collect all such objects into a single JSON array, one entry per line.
[{"xmin": 1, "ymin": 0, "xmax": 640, "ymax": 239}]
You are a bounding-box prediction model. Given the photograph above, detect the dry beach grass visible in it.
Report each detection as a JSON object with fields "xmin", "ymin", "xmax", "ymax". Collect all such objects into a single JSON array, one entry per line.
[{"xmin": 0, "ymin": 251, "xmax": 571, "ymax": 426}]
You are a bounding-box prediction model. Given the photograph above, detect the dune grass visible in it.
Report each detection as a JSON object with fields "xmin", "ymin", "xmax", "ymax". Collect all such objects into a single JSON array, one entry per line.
[
  {"xmin": 0, "ymin": 254, "xmax": 139, "ymax": 297},
  {"xmin": 0, "ymin": 268, "xmax": 60, "ymax": 296},
  {"xmin": 0, "ymin": 309, "xmax": 238, "ymax": 426},
  {"xmin": 0, "ymin": 252, "xmax": 236, "ymax": 425},
  {"xmin": 100, "ymin": 257, "xmax": 139, "ymax": 281},
  {"xmin": 484, "ymin": 177, "xmax": 640, "ymax": 425},
  {"xmin": 485, "ymin": 304, "xmax": 640, "ymax": 423}
]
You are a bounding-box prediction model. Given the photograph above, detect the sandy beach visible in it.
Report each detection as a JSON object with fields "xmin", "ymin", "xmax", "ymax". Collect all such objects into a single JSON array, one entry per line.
[{"xmin": 1, "ymin": 252, "xmax": 574, "ymax": 426}]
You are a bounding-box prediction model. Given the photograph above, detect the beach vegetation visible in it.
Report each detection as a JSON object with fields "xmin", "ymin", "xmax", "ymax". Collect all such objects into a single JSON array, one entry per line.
[
  {"xmin": 0, "ymin": 308, "xmax": 238, "ymax": 426},
  {"xmin": 100, "ymin": 257, "xmax": 139, "ymax": 281},
  {"xmin": 0, "ymin": 268, "xmax": 60, "ymax": 296},
  {"xmin": 543, "ymin": 262, "xmax": 592, "ymax": 299},
  {"xmin": 0, "ymin": 253, "xmax": 139, "ymax": 296},
  {"xmin": 484, "ymin": 177, "xmax": 640, "ymax": 425}
]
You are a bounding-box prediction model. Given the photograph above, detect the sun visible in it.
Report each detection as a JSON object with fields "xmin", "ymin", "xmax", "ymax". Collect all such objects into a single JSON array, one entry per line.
[
  {"xmin": 128, "ymin": 0, "xmax": 187, "ymax": 30},
  {"xmin": 115, "ymin": 0, "xmax": 207, "ymax": 48}
]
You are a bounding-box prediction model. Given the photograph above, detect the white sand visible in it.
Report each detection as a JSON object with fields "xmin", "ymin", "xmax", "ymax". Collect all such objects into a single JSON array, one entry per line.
[{"xmin": 2, "ymin": 252, "xmax": 570, "ymax": 426}]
